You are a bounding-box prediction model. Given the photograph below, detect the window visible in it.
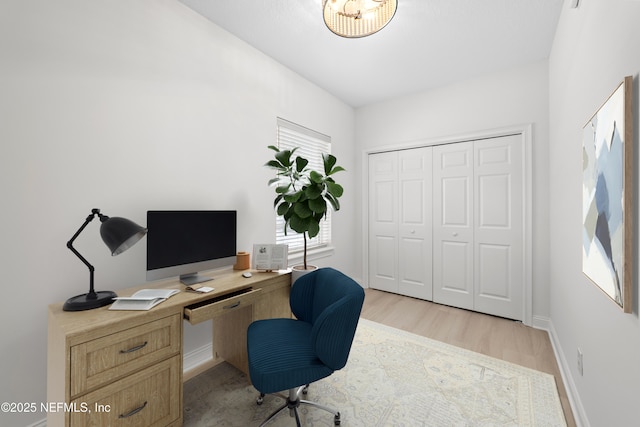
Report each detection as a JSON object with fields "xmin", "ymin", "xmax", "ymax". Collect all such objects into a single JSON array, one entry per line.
[{"xmin": 275, "ymin": 118, "xmax": 332, "ymax": 254}]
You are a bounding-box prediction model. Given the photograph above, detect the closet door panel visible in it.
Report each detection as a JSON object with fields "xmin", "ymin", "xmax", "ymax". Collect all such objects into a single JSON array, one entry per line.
[
  {"xmin": 398, "ymin": 148, "xmax": 433, "ymax": 300},
  {"xmin": 399, "ymin": 237, "xmax": 426, "ymax": 283},
  {"xmin": 433, "ymin": 142, "xmax": 474, "ymax": 310},
  {"xmin": 439, "ymin": 240, "xmax": 473, "ymax": 291},
  {"xmin": 474, "ymin": 135, "xmax": 524, "ymax": 320},
  {"xmin": 368, "ymin": 152, "xmax": 399, "ymax": 293},
  {"xmin": 477, "ymin": 243, "xmax": 511, "ymax": 296}
]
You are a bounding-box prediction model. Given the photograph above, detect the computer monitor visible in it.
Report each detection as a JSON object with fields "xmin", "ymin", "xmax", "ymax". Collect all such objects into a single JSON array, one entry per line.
[{"xmin": 146, "ymin": 210, "xmax": 237, "ymax": 285}]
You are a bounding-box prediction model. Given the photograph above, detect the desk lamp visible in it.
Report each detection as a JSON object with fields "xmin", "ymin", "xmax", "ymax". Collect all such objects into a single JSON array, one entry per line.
[{"xmin": 64, "ymin": 208, "xmax": 147, "ymax": 311}]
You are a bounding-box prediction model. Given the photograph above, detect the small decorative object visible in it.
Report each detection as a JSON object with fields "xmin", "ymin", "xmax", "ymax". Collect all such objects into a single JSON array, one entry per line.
[
  {"xmin": 266, "ymin": 146, "xmax": 345, "ymax": 273},
  {"xmin": 323, "ymin": 0, "xmax": 397, "ymax": 38},
  {"xmin": 65, "ymin": 208, "xmax": 147, "ymax": 311},
  {"xmin": 582, "ymin": 76, "xmax": 633, "ymax": 312},
  {"xmin": 233, "ymin": 251, "xmax": 251, "ymax": 270}
]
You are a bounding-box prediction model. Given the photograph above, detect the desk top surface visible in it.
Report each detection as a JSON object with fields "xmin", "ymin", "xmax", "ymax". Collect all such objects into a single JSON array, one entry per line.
[{"xmin": 48, "ymin": 268, "xmax": 291, "ymax": 338}]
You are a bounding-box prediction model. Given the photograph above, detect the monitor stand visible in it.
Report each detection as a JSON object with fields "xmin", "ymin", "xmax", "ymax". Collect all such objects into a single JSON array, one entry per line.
[{"xmin": 180, "ymin": 273, "xmax": 214, "ymax": 286}]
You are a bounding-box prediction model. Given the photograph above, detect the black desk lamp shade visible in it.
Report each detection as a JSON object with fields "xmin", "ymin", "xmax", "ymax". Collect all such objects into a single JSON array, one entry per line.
[{"xmin": 63, "ymin": 208, "xmax": 147, "ymax": 311}]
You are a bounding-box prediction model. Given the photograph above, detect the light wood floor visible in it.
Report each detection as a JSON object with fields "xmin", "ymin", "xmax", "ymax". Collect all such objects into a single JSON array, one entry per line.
[{"xmin": 360, "ymin": 288, "xmax": 576, "ymax": 427}]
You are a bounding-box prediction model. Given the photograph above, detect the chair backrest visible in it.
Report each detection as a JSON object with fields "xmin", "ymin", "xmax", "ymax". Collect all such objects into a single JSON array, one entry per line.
[{"xmin": 290, "ymin": 268, "xmax": 365, "ymax": 370}]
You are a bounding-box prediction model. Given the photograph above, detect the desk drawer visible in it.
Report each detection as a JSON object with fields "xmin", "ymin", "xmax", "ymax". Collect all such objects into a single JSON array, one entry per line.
[
  {"xmin": 184, "ymin": 288, "xmax": 262, "ymax": 325},
  {"xmin": 70, "ymin": 355, "xmax": 181, "ymax": 427},
  {"xmin": 70, "ymin": 314, "xmax": 181, "ymax": 398}
]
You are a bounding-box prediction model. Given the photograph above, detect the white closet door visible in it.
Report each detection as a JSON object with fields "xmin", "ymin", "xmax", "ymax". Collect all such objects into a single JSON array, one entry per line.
[
  {"xmin": 433, "ymin": 142, "xmax": 475, "ymax": 310},
  {"xmin": 369, "ymin": 136, "xmax": 525, "ymax": 320},
  {"xmin": 368, "ymin": 151, "xmax": 399, "ymax": 293},
  {"xmin": 369, "ymin": 148, "xmax": 433, "ymax": 300},
  {"xmin": 398, "ymin": 148, "xmax": 433, "ymax": 300},
  {"xmin": 474, "ymin": 135, "xmax": 523, "ymax": 319}
]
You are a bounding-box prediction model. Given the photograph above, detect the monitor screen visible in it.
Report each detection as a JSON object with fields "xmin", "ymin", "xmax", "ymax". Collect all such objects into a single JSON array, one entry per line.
[{"xmin": 146, "ymin": 210, "xmax": 237, "ymax": 285}]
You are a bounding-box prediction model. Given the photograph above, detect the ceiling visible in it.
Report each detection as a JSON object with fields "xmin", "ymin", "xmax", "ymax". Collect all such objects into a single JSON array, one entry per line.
[{"xmin": 179, "ymin": 0, "xmax": 564, "ymax": 107}]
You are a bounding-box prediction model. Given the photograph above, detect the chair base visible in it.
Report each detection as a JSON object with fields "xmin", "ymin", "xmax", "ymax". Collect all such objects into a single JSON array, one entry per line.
[{"xmin": 257, "ymin": 385, "xmax": 341, "ymax": 426}]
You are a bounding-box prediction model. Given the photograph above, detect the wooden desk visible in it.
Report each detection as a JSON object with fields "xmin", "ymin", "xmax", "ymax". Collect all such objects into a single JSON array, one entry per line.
[{"xmin": 47, "ymin": 269, "xmax": 291, "ymax": 427}]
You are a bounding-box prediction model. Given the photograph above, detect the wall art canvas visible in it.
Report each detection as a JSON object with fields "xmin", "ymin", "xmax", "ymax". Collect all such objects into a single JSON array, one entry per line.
[{"xmin": 582, "ymin": 76, "xmax": 633, "ymax": 312}]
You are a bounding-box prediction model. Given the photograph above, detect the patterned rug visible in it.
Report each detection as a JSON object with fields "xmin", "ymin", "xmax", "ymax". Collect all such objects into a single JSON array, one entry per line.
[{"xmin": 184, "ymin": 319, "xmax": 566, "ymax": 426}]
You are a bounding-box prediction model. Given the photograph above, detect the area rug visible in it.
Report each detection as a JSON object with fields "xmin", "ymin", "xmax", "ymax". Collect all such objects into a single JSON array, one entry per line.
[{"xmin": 183, "ymin": 318, "xmax": 567, "ymax": 426}]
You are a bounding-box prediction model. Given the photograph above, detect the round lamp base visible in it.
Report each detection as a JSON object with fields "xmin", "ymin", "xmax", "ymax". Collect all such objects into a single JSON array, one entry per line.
[{"xmin": 63, "ymin": 291, "xmax": 117, "ymax": 311}]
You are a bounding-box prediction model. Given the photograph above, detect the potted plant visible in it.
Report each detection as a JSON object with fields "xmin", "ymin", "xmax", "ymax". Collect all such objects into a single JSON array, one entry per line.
[{"xmin": 265, "ymin": 145, "xmax": 345, "ymax": 281}]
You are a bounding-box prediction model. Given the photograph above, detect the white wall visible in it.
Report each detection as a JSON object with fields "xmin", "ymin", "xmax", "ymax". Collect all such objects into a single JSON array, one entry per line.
[
  {"xmin": 548, "ymin": 0, "xmax": 640, "ymax": 425},
  {"xmin": 355, "ymin": 60, "xmax": 551, "ymax": 319},
  {"xmin": 0, "ymin": 1, "xmax": 355, "ymax": 425}
]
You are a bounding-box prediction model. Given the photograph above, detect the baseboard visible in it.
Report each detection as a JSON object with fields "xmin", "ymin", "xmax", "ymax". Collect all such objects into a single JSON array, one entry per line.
[
  {"xmin": 531, "ymin": 314, "xmax": 552, "ymax": 331},
  {"xmin": 533, "ymin": 315, "xmax": 589, "ymax": 427}
]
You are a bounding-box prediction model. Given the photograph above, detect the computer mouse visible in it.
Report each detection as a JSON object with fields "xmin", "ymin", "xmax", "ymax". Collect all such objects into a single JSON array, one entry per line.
[{"xmin": 242, "ymin": 272, "xmax": 252, "ymax": 278}]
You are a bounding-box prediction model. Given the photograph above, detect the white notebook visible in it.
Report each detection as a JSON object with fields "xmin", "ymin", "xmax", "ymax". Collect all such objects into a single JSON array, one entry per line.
[{"xmin": 109, "ymin": 288, "xmax": 180, "ymax": 311}]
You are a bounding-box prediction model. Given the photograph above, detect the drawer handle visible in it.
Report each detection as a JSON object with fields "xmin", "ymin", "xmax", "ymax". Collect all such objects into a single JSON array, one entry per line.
[
  {"xmin": 223, "ymin": 301, "xmax": 241, "ymax": 310},
  {"xmin": 119, "ymin": 401, "xmax": 147, "ymax": 419},
  {"xmin": 120, "ymin": 341, "xmax": 148, "ymax": 354}
]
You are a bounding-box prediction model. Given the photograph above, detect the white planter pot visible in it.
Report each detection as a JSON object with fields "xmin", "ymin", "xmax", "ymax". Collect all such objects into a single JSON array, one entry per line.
[{"xmin": 291, "ymin": 265, "xmax": 318, "ymax": 284}]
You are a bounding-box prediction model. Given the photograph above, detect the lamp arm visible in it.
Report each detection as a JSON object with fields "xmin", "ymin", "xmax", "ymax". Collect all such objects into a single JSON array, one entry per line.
[{"xmin": 66, "ymin": 209, "xmax": 101, "ymax": 297}]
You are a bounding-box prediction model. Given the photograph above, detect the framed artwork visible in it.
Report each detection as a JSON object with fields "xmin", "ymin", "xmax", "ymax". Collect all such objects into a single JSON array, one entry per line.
[{"xmin": 582, "ymin": 76, "xmax": 633, "ymax": 312}]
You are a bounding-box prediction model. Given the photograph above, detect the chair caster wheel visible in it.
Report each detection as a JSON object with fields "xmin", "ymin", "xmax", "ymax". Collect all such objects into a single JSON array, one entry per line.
[
  {"xmin": 256, "ymin": 394, "xmax": 264, "ymax": 405},
  {"xmin": 302, "ymin": 384, "xmax": 309, "ymax": 395},
  {"xmin": 334, "ymin": 412, "xmax": 341, "ymax": 425}
]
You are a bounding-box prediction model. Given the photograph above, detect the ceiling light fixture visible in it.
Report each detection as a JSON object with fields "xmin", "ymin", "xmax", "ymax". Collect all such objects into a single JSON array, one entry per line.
[{"xmin": 323, "ymin": 0, "xmax": 397, "ymax": 38}]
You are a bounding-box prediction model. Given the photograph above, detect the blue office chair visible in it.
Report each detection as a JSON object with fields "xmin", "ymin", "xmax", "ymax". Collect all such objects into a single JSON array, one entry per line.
[{"xmin": 247, "ymin": 267, "xmax": 365, "ymax": 426}]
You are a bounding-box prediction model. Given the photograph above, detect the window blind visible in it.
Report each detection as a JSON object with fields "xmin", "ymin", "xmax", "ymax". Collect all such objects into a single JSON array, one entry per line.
[{"xmin": 275, "ymin": 118, "xmax": 332, "ymax": 254}]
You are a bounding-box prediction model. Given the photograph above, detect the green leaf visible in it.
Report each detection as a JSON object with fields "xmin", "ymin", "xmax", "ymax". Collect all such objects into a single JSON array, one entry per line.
[
  {"xmin": 297, "ymin": 191, "xmax": 309, "ymax": 202},
  {"xmin": 289, "ymin": 214, "xmax": 311, "ymax": 234},
  {"xmin": 329, "ymin": 165, "xmax": 346, "ymax": 175},
  {"xmin": 284, "ymin": 208, "xmax": 294, "ymax": 220},
  {"xmin": 284, "ymin": 191, "xmax": 302, "ymax": 203},
  {"xmin": 273, "ymin": 194, "xmax": 283, "ymax": 208},
  {"xmin": 294, "ymin": 202, "xmax": 313, "ymax": 218},
  {"xmin": 267, "ymin": 145, "xmax": 279, "ymax": 152},
  {"xmin": 268, "ymin": 177, "xmax": 282, "ymax": 186},
  {"xmin": 309, "ymin": 197, "xmax": 327, "ymax": 214},
  {"xmin": 326, "ymin": 182, "xmax": 343, "ymax": 198},
  {"xmin": 275, "ymin": 184, "xmax": 290, "ymax": 194},
  {"xmin": 274, "ymin": 149, "xmax": 295, "ymax": 167},
  {"xmin": 309, "ymin": 170, "xmax": 324, "ymax": 184},
  {"xmin": 323, "ymin": 153, "xmax": 337, "ymax": 175},
  {"xmin": 304, "ymin": 183, "xmax": 323, "ymax": 199},
  {"xmin": 276, "ymin": 202, "xmax": 290, "ymax": 216},
  {"xmin": 265, "ymin": 160, "xmax": 283, "ymax": 169},
  {"xmin": 307, "ymin": 221, "xmax": 320, "ymax": 238},
  {"xmin": 326, "ymin": 193, "xmax": 341, "ymax": 211},
  {"xmin": 295, "ymin": 156, "xmax": 309, "ymax": 173}
]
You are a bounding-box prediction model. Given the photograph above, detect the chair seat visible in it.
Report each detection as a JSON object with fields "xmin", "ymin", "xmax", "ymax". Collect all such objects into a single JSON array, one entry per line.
[{"xmin": 248, "ymin": 318, "xmax": 334, "ymax": 394}]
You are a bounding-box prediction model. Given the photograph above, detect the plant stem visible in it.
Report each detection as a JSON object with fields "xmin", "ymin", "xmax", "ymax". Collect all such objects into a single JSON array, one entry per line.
[{"xmin": 303, "ymin": 232, "xmax": 308, "ymax": 270}]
